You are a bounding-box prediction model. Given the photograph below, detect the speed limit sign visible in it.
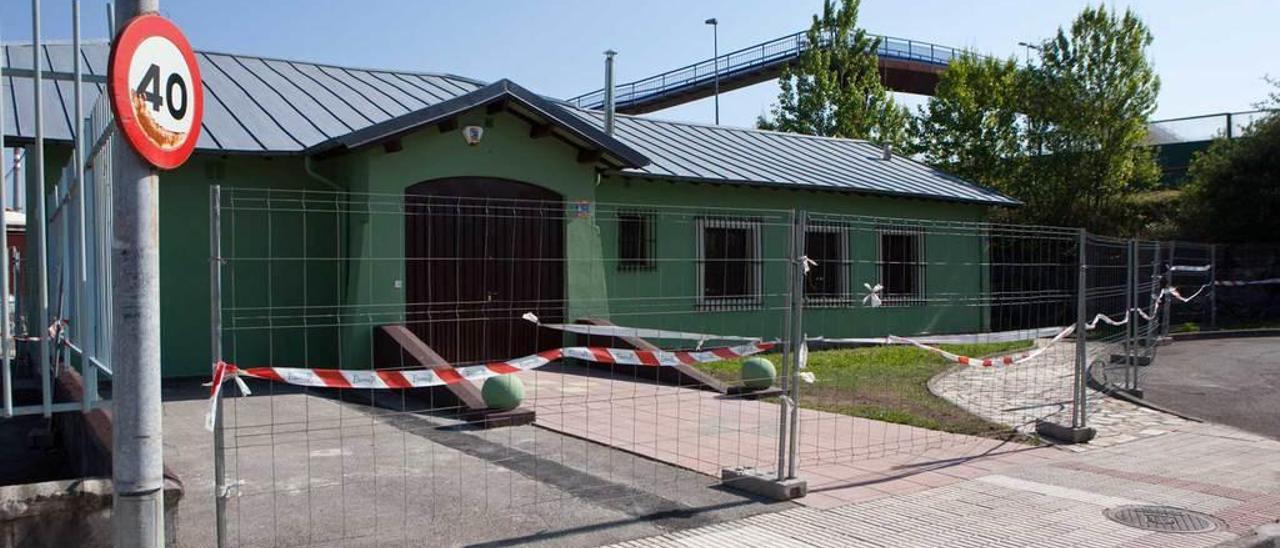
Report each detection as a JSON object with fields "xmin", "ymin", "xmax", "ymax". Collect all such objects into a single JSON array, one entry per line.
[{"xmin": 108, "ymin": 14, "xmax": 203, "ymax": 170}]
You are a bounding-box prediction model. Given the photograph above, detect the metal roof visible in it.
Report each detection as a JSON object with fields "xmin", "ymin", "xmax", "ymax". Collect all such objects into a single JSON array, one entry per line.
[
  {"xmin": 2, "ymin": 41, "xmax": 485, "ymax": 153},
  {"xmin": 2, "ymin": 42, "xmax": 1015, "ymax": 206},
  {"xmin": 569, "ymin": 109, "xmax": 1017, "ymax": 206}
]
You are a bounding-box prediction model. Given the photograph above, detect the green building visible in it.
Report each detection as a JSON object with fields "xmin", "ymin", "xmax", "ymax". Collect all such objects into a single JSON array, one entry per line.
[{"xmin": 3, "ymin": 43, "xmax": 1016, "ymax": 378}]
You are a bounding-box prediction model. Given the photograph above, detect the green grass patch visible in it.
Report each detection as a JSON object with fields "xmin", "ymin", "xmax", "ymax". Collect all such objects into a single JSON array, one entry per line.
[{"xmin": 700, "ymin": 340, "xmax": 1033, "ymax": 438}]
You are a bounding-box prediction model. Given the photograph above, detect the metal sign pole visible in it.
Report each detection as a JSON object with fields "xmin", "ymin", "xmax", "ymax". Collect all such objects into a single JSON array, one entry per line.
[
  {"xmin": 0, "ymin": 20, "xmax": 9, "ymax": 419},
  {"xmin": 111, "ymin": 1, "xmax": 166, "ymax": 546},
  {"xmin": 210, "ymin": 186, "xmax": 228, "ymax": 548},
  {"xmin": 32, "ymin": 0, "xmax": 52, "ymax": 419}
]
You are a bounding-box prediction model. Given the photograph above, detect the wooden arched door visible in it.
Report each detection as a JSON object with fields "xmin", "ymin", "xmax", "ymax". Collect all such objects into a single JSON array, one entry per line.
[{"xmin": 404, "ymin": 178, "xmax": 565, "ymax": 364}]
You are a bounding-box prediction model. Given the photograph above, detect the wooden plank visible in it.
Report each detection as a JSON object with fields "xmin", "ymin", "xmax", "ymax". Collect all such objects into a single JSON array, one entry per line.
[
  {"xmin": 377, "ymin": 325, "xmax": 487, "ymax": 410},
  {"xmin": 575, "ymin": 318, "xmax": 732, "ymax": 394}
]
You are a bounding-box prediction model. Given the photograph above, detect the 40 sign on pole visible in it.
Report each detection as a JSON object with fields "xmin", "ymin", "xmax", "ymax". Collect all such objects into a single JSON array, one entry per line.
[{"xmin": 108, "ymin": 14, "xmax": 203, "ymax": 170}]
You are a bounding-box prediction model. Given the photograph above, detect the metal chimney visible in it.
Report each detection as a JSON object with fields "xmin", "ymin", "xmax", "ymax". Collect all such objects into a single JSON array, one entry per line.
[
  {"xmin": 603, "ymin": 50, "xmax": 617, "ymax": 135},
  {"xmin": 882, "ymin": 144, "xmax": 893, "ymax": 161}
]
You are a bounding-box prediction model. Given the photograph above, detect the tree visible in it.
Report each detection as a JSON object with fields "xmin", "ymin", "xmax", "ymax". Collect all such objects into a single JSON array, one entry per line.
[
  {"xmin": 913, "ymin": 55, "xmax": 1024, "ymax": 198},
  {"xmin": 1033, "ymin": 5, "xmax": 1161, "ymax": 228},
  {"xmin": 913, "ymin": 6, "xmax": 1161, "ymax": 233},
  {"xmin": 757, "ymin": 0, "xmax": 910, "ymax": 149},
  {"xmin": 1179, "ymin": 84, "xmax": 1280, "ymax": 243}
]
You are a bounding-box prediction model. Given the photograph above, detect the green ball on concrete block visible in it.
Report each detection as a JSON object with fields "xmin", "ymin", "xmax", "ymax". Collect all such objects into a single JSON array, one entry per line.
[
  {"xmin": 482, "ymin": 375, "xmax": 525, "ymax": 410},
  {"xmin": 741, "ymin": 357, "xmax": 777, "ymax": 391}
]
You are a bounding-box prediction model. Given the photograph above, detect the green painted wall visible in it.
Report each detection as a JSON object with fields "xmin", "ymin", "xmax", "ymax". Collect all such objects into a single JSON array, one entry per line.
[
  {"xmin": 160, "ymin": 155, "xmax": 337, "ymax": 377},
  {"xmin": 319, "ymin": 110, "xmax": 605, "ymax": 369},
  {"xmin": 32, "ymin": 108, "xmax": 993, "ymax": 379},
  {"xmin": 593, "ymin": 176, "xmax": 991, "ymax": 341}
]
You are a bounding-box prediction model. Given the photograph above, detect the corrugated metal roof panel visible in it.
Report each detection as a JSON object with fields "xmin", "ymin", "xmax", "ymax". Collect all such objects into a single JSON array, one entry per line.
[
  {"xmin": 567, "ymin": 108, "xmax": 1016, "ymax": 205},
  {"xmin": 1, "ymin": 42, "xmax": 1014, "ymax": 205},
  {"xmin": 2, "ymin": 41, "xmax": 480, "ymax": 153}
]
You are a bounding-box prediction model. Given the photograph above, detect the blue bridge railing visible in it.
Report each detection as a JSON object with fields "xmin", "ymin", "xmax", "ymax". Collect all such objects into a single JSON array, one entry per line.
[{"xmin": 568, "ymin": 30, "xmax": 973, "ymax": 110}]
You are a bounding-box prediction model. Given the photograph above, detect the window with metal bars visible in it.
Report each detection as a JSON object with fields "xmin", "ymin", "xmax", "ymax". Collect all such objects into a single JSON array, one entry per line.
[
  {"xmin": 804, "ymin": 226, "xmax": 849, "ymax": 305},
  {"xmin": 616, "ymin": 211, "xmax": 655, "ymax": 271},
  {"xmin": 697, "ymin": 218, "xmax": 761, "ymax": 308},
  {"xmin": 878, "ymin": 227, "xmax": 925, "ymax": 304}
]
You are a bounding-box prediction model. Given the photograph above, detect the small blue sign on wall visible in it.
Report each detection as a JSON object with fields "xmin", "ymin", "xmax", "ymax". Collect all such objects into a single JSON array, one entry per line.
[{"xmin": 574, "ymin": 200, "xmax": 592, "ymax": 219}]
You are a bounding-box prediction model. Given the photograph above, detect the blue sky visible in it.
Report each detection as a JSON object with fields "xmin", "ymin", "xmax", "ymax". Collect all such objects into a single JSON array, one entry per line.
[{"xmin": 1, "ymin": 0, "xmax": 1275, "ymax": 129}]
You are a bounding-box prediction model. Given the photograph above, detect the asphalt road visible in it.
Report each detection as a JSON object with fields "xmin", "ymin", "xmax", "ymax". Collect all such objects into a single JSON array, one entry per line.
[{"xmin": 1141, "ymin": 336, "xmax": 1280, "ymax": 440}]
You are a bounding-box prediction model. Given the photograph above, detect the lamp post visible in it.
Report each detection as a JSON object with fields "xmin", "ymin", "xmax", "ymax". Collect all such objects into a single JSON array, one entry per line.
[
  {"xmin": 705, "ymin": 17, "xmax": 719, "ymax": 125},
  {"xmin": 1016, "ymin": 41, "xmax": 1041, "ymax": 65}
]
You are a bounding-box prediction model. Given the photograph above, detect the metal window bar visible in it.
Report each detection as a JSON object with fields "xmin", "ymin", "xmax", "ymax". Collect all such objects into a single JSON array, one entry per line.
[{"xmin": 802, "ymin": 223, "xmax": 851, "ymax": 307}]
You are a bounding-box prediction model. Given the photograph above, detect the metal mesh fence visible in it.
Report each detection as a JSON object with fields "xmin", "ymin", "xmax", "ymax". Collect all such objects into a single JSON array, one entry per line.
[
  {"xmin": 211, "ymin": 188, "xmax": 795, "ymax": 546},
  {"xmin": 208, "ymin": 187, "xmax": 1222, "ymax": 546}
]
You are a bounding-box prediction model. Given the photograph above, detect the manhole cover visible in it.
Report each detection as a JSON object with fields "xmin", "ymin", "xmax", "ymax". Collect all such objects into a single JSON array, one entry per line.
[{"xmin": 1104, "ymin": 505, "xmax": 1222, "ymax": 533}]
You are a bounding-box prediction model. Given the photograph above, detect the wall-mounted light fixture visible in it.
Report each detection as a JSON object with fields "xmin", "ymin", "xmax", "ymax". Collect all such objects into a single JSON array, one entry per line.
[{"xmin": 463, "ymin": 125, "xmax": 484, "ymax": 146}]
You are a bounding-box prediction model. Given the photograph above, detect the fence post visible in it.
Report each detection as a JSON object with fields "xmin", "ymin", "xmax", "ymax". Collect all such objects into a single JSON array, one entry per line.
[
  {"xmin": 1209, "ymin": 244, "xmax": 1217, "ymax": 329},
  {"xmin": 1125, "ymin": 239, "xmax": 1137, "ymax": 393},
  {"xmin": 1036, "ymin": 228, "xmax": 1096, "ymax": 443},
  {"xmin": 786, "ymin": 210, "xmax": 807, "ymax": 480},
  {"xmin": 1161, "ymin": 241, "xmax": 1176, "ymax": 339},
  {"xmin": 774, "ymin": 210, "xmax": 795, "ymax": 482},
  {"xmin": 210, "ymin": 185, "xmax": 228, "ymax": 548},
  {"xmin": 1146, "ymin": 242, "xmax": 1162, "ymax": 349},
  {"xmin": 1073, "ymin": 228, "xmax": 1088, "ymax": 430}
]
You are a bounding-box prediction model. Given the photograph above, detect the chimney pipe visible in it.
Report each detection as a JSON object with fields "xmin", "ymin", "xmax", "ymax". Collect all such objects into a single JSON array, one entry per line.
[
  {"xmin": 603, "ymin": 50, "xmax": 617, "ymax": 135},
  {"xmin": 882, "ymin": 144, "xmax": 893, "ymax": 161}
]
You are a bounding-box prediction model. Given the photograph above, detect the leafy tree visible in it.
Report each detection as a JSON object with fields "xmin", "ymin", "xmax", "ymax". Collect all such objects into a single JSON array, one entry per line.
[
  {"xmin": 914, "ymin": 6, "xmax": 1161, "ymax": 233},
  {"xmin": 1179, "ymin": 86, "xmax": 1280, "ymax": 243},
  {"xmin": 1032, "ymin": 5, "xmax": 1161, "ymax": 228},
  {"xmin": 757, "ymin": 0, "xmax": 910, "ymax": 149},
  {"xmin": 913, "ymin": 55, "xmax": 1025, "ymax": 198}
]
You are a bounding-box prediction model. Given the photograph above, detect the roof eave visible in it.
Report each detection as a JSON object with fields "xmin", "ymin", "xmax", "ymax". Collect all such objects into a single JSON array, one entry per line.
[
  {"xmin": 608, "ymin": 170, "xmax": 1021, "ymax": 207},
  {"xmin": 306, "ymin": 79, "xmax": 649, "ymax": 169}
]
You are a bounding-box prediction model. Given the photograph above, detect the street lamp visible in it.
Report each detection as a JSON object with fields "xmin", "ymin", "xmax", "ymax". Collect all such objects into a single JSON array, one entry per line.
[
  {"xmin": 705, "ymin": 17, "xmax": 719, "ymax": 125},
  {"xmin": 1017, "ymin": 41, "xmax": 1041, "ymax": 64}
]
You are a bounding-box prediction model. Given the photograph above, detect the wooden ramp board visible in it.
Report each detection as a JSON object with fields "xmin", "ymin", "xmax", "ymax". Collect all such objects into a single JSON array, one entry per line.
[
  {"xmin": 573, "ymin": 318, "xmax": 781, "ymax": 398},
  {"xmin": 374, "ymin": 325, "xmax": 534, "ymax": 428}
]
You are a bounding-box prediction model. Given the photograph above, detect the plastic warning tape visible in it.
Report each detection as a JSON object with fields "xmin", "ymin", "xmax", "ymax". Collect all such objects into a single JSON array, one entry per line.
[
  {"xmin": 213, "ymin": 341, "xmax": 775, "ymax": 392},
  {"xmin": 204, "ymin": 341, "xmax": 776, "ymax": 429},
  {"xmin": 887, "ymin": 324, "xmax": 1077, "ymax": 368},
  {"xmin": 523, "ymin": 312, "xmax": 760, "ymax": 343}
]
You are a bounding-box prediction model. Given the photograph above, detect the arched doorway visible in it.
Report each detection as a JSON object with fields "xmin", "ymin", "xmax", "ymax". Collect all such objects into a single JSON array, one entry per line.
[{"xmin": 404, "ymin": 177, "xmax": 565, "ymax": 364}]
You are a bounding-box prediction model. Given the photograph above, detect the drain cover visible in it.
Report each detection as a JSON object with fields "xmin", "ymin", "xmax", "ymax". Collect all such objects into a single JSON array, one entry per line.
[{"xmin": 1104, "ymin": 505, "xmax": 1222, "ymax": 533}]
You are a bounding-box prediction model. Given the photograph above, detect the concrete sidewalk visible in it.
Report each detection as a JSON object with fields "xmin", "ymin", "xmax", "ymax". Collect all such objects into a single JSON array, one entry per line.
[{"xmin": 606, "ymin": 421, "xmax": 1280, "ymax": 547}]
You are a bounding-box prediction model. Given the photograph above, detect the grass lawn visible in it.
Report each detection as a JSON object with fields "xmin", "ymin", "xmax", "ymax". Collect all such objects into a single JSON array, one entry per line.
[{"xmin": 699, "ymin": 340, "xmax": 1033, "ymax": 438}]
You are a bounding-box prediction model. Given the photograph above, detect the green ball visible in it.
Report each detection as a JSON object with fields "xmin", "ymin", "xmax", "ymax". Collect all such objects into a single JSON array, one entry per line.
[
  {"xmin": 482, "ymin": 375, "xmax": 525, "ymax": 410},
  {"xmin": 741, "ymin": 357, "xmax": 777, "ymax": 391}
]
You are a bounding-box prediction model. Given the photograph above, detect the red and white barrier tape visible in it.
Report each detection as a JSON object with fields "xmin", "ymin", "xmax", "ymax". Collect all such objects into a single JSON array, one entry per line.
[
  {"xmin": 811, "ymin": 325, "xmax": 1066, "ymax": 346},
  {"xmin": 522, "ymin": 312, "xmax": 760, "ymax": 343},
  {"xmin": 205, "ymin": 341, "xmax": 775, "ymax": 430},
  {"xmin": 887, "ymin": 324, "xmax": 1077, "ymax": 368}
]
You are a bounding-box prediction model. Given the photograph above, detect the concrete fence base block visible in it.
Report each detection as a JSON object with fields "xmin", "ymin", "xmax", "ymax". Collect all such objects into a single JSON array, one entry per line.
[
  {"xmin": 1215, "ymin": 522, "xmax": 1280, "ymax": 548},
  {"xmin": 720, "ymin": 467, "xmax": 807, "ymax": 501},
  {"xmin": 1035, "ymin": 420, "xmax": 1097, "ymax": 444}
]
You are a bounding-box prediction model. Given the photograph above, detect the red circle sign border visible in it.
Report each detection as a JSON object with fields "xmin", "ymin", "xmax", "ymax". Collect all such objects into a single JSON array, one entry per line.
[{"xmin": 108, "ymin": 14, "xmax": 203, "ymax": 170}]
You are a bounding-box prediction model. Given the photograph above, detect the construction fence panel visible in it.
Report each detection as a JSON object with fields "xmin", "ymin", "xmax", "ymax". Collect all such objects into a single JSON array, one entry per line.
[
  {"xmin": 788, "ymin": 213, "xmax": 1084, "ymax": 468},
  {"xmin": 211, "ymin": 188, "xmax": 794, "ymax": 547}
]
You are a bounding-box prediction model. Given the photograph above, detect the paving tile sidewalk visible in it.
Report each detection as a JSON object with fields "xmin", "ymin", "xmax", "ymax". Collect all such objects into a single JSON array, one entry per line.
[{"xmin": 606, "ymin": 421, "xmax": 1280, "ymax": 548}]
